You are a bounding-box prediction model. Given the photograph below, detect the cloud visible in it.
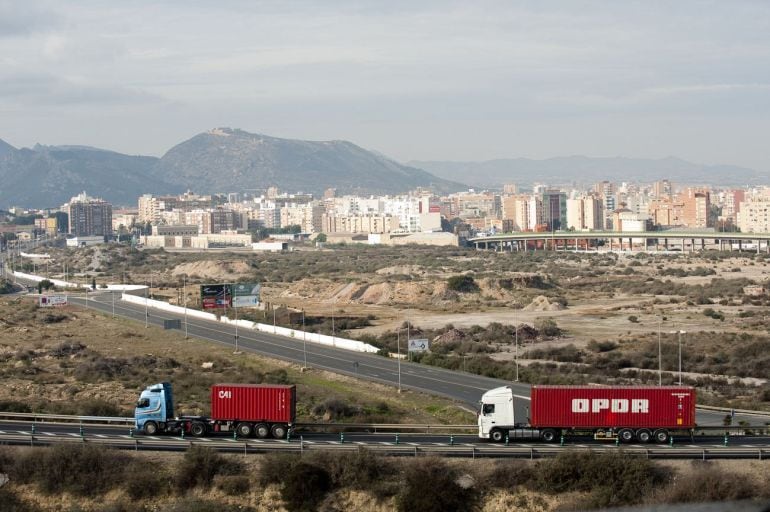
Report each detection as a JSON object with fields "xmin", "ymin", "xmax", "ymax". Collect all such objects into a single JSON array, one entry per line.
[
  {"xmin": 0, "ymin": 0, "xmax": 59, "ymax": 38},
  {"xmin": 0, "ymin": 71, "xmax": 166, "ymax": 107}
]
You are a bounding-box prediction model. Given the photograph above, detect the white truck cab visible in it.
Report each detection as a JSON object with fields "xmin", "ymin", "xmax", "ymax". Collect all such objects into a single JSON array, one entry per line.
[{"xmin": 478, "ymin": 386, "xmax": 516, "ymax": 440}]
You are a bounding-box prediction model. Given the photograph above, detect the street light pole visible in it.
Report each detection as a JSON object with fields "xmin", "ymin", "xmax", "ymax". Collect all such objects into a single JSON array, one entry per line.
[
  {"xmin": 183, "ymin": 274, "xmax": 188, "ymax": 339},
  {"xmin": 678, "ymin": 330, "xmax": 686, "ymax": 385},
  {"xmin": 233, "ymin": 285, "xmax": 240, "ymax": 354},
  {"xmin": 396, "ymin": 328, "xmax": 402, "ymax": 393},
  {"xmin": 658, "ymin": 316, "xmax": 662, "ymax": 386},
  {"xmin": 111, "ymin": 290, "xmax": 115, "ymax": 318},
  {"xmin": 144, "ymin": 282, "xmax": 149, "ymax": 328},
  {"xmin": 515, "ymin": 320, "xmax": 519, "ymax": 382},
  {"xmin": 302, "ymin": 309, "xmax": 307, "ymax": 370}
]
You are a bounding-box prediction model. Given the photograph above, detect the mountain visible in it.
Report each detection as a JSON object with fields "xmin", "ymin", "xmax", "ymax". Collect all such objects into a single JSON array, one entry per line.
[
  {"xmin": 409, "ymin": 156, "xmax": 770, "ymax": 189},
  {"xmin": 154, "ymin": 128, "xmax": 463, "ymax": 196},
  {"xmin": 0, "ymin": 141, "xmax": 178, "ymax": 208},
  {"xmin": 0, "ymin": 130, "xmax": 464, "ymax": 208}
]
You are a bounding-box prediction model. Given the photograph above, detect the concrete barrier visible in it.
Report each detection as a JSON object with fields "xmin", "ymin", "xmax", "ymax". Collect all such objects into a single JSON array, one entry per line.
[{"xmin": 14, "ymin": 271, "xmax": 380, "ymax": 354}]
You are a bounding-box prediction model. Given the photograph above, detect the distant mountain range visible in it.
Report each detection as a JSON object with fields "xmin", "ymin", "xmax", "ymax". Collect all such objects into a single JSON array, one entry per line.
[
  {"xmin": 409, "ymin": 156, "xmax": 770, "ymax": 189},
  {"xmin": 3, "ymin": 129, "xmax": 767, "ymax": 209},
  {"xmin": 0, "ymin": 128, "xmax": 463, "ymax": 208}
]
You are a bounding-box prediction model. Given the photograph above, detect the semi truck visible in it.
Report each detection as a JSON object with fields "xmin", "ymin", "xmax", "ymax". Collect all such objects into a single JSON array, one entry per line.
[
  {"xmin": 479, "ymin": 385, "xmax": 696, "ymax": 443},
  {"xmin": 134, "ymin": 382, "xmax": 296, "ymax": 438}
]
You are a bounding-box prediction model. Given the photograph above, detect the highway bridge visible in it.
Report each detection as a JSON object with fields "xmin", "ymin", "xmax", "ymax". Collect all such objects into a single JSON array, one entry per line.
[{"xmin": 468, "ymin": 230, "xmax": 770, "ymax": 253}]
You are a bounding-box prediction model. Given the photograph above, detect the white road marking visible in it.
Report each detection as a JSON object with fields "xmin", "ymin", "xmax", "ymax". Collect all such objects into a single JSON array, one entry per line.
[
  {"xmin": 94, "ymin": 434, "xmax": 107, "ymax": 438},
  {"xmin": 68, "ymin": 433, "xmax": 81, "ymax": 437},
  {"xmin": 17, "ymin": 431, "xmax": 29, "ymax": 435}
]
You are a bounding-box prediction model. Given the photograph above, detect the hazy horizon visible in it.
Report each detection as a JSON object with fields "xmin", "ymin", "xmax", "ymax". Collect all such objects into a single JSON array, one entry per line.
[{"xmin": 2, "ymin": 1, "xmax": 770, "ymax": 171}]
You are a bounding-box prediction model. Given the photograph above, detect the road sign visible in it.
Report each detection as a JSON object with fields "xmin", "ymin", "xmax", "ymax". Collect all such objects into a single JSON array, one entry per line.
[
  {"xmin": 408, "ymin": 338, "xmax": 430, "ymax": 352},
  {"xmin": 232, "ymin": 283, "xmax": 261, "ymax": 308},
  {"xmin": 163, "ymin": 319, "xmax": 182, "ymax": 330},
  {"xmin": 39, "ymin": 295, "xmax": 68, "ymax": 307}
]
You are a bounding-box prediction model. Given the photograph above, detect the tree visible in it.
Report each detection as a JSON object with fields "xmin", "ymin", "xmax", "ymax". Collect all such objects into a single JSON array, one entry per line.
[
  {"xmin": 315, "ymin": 233, "xmax": 327, "ymax": 243},
  {"xmin": 37, "ymin": 279, "xmax": 54, "ymax": 294},
  {"xmin": 535, "ymin": 317, "xmax": 561, "ymax": 337}
]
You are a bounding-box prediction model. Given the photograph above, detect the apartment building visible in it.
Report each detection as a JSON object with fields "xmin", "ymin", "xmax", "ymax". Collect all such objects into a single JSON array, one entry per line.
[{"xmin": 66, "ymin": 192, "xmax": 112, "ymax": 237}]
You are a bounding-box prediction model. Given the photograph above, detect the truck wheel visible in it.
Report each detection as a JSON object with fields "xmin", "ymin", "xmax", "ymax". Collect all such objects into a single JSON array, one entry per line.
[
  {"xmin": 636, "ymin": 429, "xmax": 652, "ymax": 443},
  {"xmin": 236, "ymin": 422, "xmax": 253, "ymax": 437},
  {"xmin": 271, "ymin": 424, "xmax": 287, "ymax": 439},
  {"xmin": 618, "ymin": 428, "xmax": 634, "ymax": 443},
  {"xmin": 541, "ymin": 429, "xmax": 557, "ymax": 443},
  {"xmin": 190, "ymin": 422, "xmax": 207, "ymax": 437},
  {"xmin": 255, "ymin": 423, "xmax": 270, "ymax": 439},
  {"xmin": 490, "ymin": 429, "xmax": 505, "ymax": 443},
  {"xmin": 143, "ymin": 421, "xmax": 158, "ymax": 435},
  {"xmin": 653, "ymin": 429, "xmax": 669, "ymax": 444}
]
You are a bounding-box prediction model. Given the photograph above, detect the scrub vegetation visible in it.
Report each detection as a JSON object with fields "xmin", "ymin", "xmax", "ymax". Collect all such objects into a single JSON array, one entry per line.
[{"xmin": 0, "ymin": 446, "xmax": 767, "ymax": 511}]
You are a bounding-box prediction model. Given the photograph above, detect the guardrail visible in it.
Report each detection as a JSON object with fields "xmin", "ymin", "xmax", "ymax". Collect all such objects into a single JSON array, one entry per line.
[
  {"xmin": 0, "ymin": 432, "xmax": 768, "ymax": 460},
  {"xmin": 0, "ymin": 412, "xmax": 134, "ymax": 425},
  {"xmin": 696, "ymin": 405, "xmax": 770, "ymax": 419}
]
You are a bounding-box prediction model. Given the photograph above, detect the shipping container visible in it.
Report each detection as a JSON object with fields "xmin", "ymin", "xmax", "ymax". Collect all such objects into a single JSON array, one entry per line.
[
  {"xmin": 478, "ymin": 385, "xmax": 696, "ymax": 443},
  {"xmin": 210, "ymin": 384, "xmax": 296, "ymax": 424},
  {"xmin": 530, "ymin": 385, "xmax": 696, "ymax": 429}
]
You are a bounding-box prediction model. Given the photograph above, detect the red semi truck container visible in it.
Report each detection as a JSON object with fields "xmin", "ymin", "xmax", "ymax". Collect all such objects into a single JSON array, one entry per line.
[
  {"xmin": 479, "ymin": 385, "xmax": 696, "ymax": 443},
  {"xmin": 134, "ymin": 382, "xmax": 296, "ymax": 438}
]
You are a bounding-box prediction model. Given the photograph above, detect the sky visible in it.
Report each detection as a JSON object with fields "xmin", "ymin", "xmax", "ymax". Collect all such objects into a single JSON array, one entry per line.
[{"xmin": 2, "ymin": 0, "xmax": 770, "ymax": 170}]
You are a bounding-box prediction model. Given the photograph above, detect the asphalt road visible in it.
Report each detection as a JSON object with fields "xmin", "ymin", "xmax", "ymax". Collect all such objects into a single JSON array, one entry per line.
[
  {"xmin": 6, "ymin": 272, "xmax": 769, "ymax": 427},
  {"xmin": 2, "ymin": 420, "xmax": 769, "ymax": 451}
]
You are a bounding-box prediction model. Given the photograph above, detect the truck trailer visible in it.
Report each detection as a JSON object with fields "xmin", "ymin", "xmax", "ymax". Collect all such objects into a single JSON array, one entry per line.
[
  {"xmin": 479, "ymin": 385, "xmax": 696, "ymax": 443},
  {"xmin": 135, "ymin": 382, "xmax": 296, "ymax": 438}
]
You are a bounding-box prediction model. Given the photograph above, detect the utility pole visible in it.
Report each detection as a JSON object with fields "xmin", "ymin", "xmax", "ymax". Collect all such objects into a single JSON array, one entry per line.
[
  {"xmin": 144, "ymin": 282, "xmax": 149, "ymax": 328},
  {"xmin": 678, "ymin": 330, "xmax": 686, "ymax": 385}
]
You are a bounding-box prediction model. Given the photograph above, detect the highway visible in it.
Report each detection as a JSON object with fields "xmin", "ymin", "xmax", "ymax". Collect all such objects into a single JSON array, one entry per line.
[
  {"xmin": 6, "ymin": 269, "xmax": 770, "ymax": 426},
  {"xmin": 0, "ymin": 419, "xmax": 768, "ymax": 459},
  {"xmin": 63, "ymin": 289, "xmax": 766, "ymax": 427}
]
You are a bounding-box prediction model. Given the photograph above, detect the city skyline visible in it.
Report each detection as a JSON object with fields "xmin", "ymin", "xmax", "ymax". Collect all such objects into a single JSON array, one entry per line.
[{"xmin": 2, "ymin": 1, "xmax": 770, "ymax": 170}]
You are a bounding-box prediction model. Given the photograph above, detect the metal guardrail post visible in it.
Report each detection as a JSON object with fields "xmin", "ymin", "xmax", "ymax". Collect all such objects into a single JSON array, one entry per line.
[
  {"xmin": 340, "ymin": 433, "xmax": 344, "ymax": 444},
  {"xmin": 449, "ymin": 435, "xmax": 453, "ymax": 446},
  {"xmin": 395, "ymin": 434, "xmax": 399, "ymax": 445}
]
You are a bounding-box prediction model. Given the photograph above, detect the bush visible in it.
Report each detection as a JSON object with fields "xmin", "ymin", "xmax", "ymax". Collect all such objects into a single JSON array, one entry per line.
[
  {"xmin": 534, "ymin": 317, "xmax": 561, "ymax": 337},
  {"xmin": 447, "ymin": 275, "xmax": 479, "ymax": 293},
  {"xmin": 259, "ymin": 453, "xmax": 299, "ymax": 486},
  {"xmin": 488, "ymin": 460, "xmax": 535, "ymax": 488},
  {"xmin": 534, "ymin": 451, "xmax": 668, "ymax": 508},
  {"xmin": 628, "ymin": 315, "xmax": 639, "ymax": 323},
  {"xmin": 174, "ymin": 446, "xmax": 243, "ymax": 492},
  {"xmin": 13, "ymin": 444, "xmax": 127, "ymax": 497},
  {"xmin": 305, "ymin": 450, "xmax": 396, "ymax": 498},
  {"xmin": 216, "ymin": 475, "xmax": 251, "ymax": 496},
  {"xmin": 280, "ymin": 461, "xmax": 331, "ymax": 512},
  {"xmin": 657, "ymin": 464, "xmax": 763, "ymax": 503},
  {"xmin": 0, "ymin": 400, "xmax": 32, "ymax": 413},
  {"xmin": 124, "ymin": 460, "xmax": 169, "ymax": 500},
  {"xmin": 396, "ymin": 458, "xmax": 477, "ymax": 512},
  {"xmin": 0, "ymin": 488, "xmax": 39, "ymax": 512}
]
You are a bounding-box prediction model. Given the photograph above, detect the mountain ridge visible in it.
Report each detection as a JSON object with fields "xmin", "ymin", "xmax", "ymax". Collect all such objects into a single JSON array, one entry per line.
[
  {"xmin": 410, "ymin": 156, "xmax": 770, "ymax": 189},
  {"xmin": 0, "ymin": 129, "xmax": 463, "ymax": 208}
]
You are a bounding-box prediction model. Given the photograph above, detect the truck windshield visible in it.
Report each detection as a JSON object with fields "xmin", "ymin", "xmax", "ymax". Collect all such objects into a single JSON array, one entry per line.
[{"xmin": 136, "ymin": 398, "xmax": 150, "ymax": 408}]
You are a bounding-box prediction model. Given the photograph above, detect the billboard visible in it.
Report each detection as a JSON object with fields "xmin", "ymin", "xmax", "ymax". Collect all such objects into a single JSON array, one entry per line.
[
  {"xmin": 39, "ymin": 295, "xmax": 68, "ymax": 307},
  {"xmin": 232, "ymin": 283, "xmax": 261, "ymax": 308},
  {"xmin": 201, "ymin": 284, "xmax": 231, "ymax": 309},
  {"xmin": 408, "ymin": 338, "xmax": 430, "ymax": 352}
]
